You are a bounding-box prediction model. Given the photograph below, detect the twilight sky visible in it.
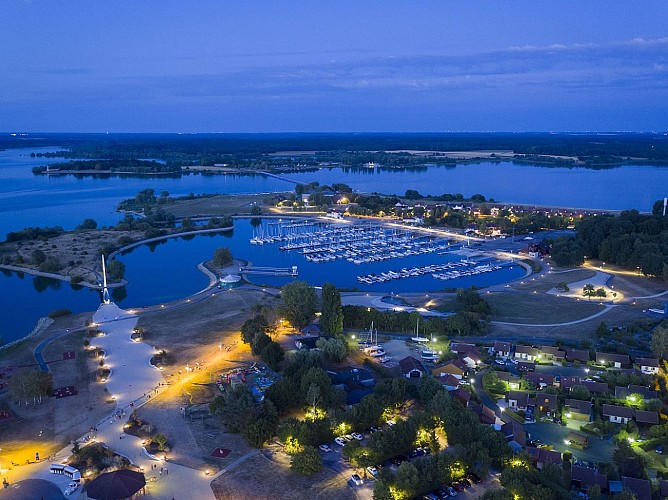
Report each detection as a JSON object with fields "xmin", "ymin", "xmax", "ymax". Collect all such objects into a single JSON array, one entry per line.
[{"xmin": 1, "ymin": 1, "xmax": 667, "ymax": 132}]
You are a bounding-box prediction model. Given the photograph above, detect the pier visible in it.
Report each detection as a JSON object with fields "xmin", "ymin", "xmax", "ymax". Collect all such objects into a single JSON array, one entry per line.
[
  {"xmin": 240, "ymin": 265, "xmax": 298, "ymax": 277},
  {"xmin": 258, "ymin": 171, "xmax": 302, "ymax": 184}
]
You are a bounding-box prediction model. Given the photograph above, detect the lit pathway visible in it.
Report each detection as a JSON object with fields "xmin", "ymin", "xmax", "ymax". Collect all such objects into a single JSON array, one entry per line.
[{"xmin": 14, "ymin": 302, "xmax": 217, "ymax": 499}]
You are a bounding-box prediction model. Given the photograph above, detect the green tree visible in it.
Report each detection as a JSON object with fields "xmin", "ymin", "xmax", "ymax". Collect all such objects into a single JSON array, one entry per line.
[
  {"xmin": 595, "ymin": 322, "xmax": 609, "ymax": 338},
  {"xmin": 569, "ymin": 385, "xmax": 591, "ymax": 401},
  {"xmin": 652, "ymin": 326, "xmax": 668, "ymax": 358},
  {"xmin": 151, "ymin": 433, "xmax": 168, "ymax": 451},
  {"xmin": 260, "ymin": 341, "xmax": 285, "ymax": 370},
  {"xmin": 106, "ymin": 260, "xmax": 125, "ymax": 280},
  {"xmin": 251, "ymin": 332, "xmax": 272, "ymax": 356},
  {"xmin": 315, "ymin": 337, "xmax": 347, "ymax": 363},
  {"xmin": 76, "ymin": 218, "xmax": 98, "ymax": 230},
  {"xmin": 250, "ymin": 204, "xmax": 262, "ymax": 216},
  {"xmin": 31, "ymin": 249, "xmax": 46, "ymax": 265},
  {"xmin": 213, "ymin": 247, "xmax": 233, "ymax": 267},
  {"xmin": 320, "ymin": 283, "xmax": 343, "ymax": 336},
  {"xmin": 290, "ymin": 446, "xmax": 323, "ymax": 475},
  {"xmin": 280, "ymin": 281, "xmax": 317, "ymax": 329},
  {"xmin": 240, "ymin": 315, "xmax": 269, "ymax": 344},
  {"xmin": 395, "ymin": 461, "xmax": 420, "ymax": 496},
  {"xmin": 582, "ymin": 283, "xmax": 596, "ymax": 300}
]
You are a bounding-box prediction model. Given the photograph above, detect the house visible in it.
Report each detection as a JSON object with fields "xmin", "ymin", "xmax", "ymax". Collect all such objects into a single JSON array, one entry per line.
[
  {"xmin": 565, "ymin": 399, "xmax": 592, "ymax": 422},
  {"xmin": 660, "ymin": 480, "xmax": 668, "ymax": 499},
  {"xmin": 470, "ymin": 403, "xmax": 497, "ymax": 425},
  {"xmin": 634, "ymin": 410, "xmax": 660, "ymax": 425},
  {"xmin": 459, "ymin": 351, "xmax": 481, "ymax": 369},
  {"xmin": 526, "ymin": 372, "xmax": 555, "ymax": 388},
  {"xmin": 294, "ymin": 335, "xmax": 320, "ymax": 350},
  {"xmin": 450, "ymin": 342, "xmax": 478, "ymax": 355},
  {"xmin": 614, "ymin": 385, "xmax": 658, "ymax": 401},
  {"xmin": 492, "ymin": 341, "xmax": 512, "ymax": 358},
  {"xmin": 507, "ymin": 391, "xmax": 531, "ymax": 411},
  {"xmin": 517, "ymin": 361, "xmax": 536, "ymax": 372},
  {"xmin": 300, "ymin": 324, "xmax": 321, "ymax": 336},
  {"xmin": 596, "ymin": 352, "xmax": 630, "ymax": 368},
  {"xmin": 622, "ymin": 476, "xmax": 652, "ymax": 500},
  {"xmin": 515, "ymin": 345, "xmax": 541, "ymax": 361},
  {"xmin": 636, "ymin": 357, "xmax": 660, "ymax": 375},
  {"xmin": 501, "ymin": 421, "xmax": 527, "ymax": 449},
  {"xmin": 327, "ymin": 367, "xmax": 375, "ymax": 387},
  {"xmin": 432, "ymin": 359, "xmax": 467, "ymax": 379},
  {"xmin": 540, "ymin": 346, "xmax": 566, "ymax": 361},
  {"xmin": 560, "ymin": 376, "xmax": 582, "ymax": 391},
  {"xmin": 451, "ymin": 387, "xmax": 471, "ymax": 405},
  {"xmin": 602, "ymin": 404, "xmax": 634, "ymax": 424},
  {"xmin": 566, "ymin": 349, "xmax": 590, "ymax": 363},
  {"xmin": 535, "ymin": 394, "xmax": 558, "ymax": 413},
  {"xmin": 440, "ymin": 374, "xmax": 461, "ymax": 391},
  {"xmin": 399, "ymin": 356, "xmax": 426, "ymax": 378},
  {"xmin": 496, "ymin": 371, "xmax": 521, "ymax": 389},
  {"xmin": 527, "ymin": 448, "xmax": 562, "ymax": 469},
  {"xmin": 571, "ymin": 465, "xmax": 608, "ymax": 492},
  {"xmin": 581, "ymin": 380, "xmax": 609, "ymax": 394}
]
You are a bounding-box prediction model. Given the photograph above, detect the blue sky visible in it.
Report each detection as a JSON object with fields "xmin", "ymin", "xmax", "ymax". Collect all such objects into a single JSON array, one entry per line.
[{"xmin": 1, "ymin": 1, "xmax": 667, "ymax": 132}]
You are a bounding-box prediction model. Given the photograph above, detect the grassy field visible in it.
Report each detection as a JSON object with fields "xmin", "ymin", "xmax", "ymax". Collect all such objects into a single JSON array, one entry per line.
[
  {"xmin": 211, "ymin": 453, "xmax": 352, "ymax": 500},
  {"xmin": 168, "ymin": 193, "xmax": 287, "ymax": 218},
  {"xmin": 487, "ymin": 292, "xmax": 604, "ymax": 324},
  {"xmin": 513, "ymin": 268, "xmax": 597, "ymax": 294}
]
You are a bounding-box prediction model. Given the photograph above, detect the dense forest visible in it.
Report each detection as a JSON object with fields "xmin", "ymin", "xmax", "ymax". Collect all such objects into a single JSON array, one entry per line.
[
  {"xmin": 1, "ymin": 132, "xmax": 666, "ymax": 169},
  {"xmin": 551, "ymin": 200, "xmax": 668, "ymax": 280},
  {"xmin": 31, "ymin": 159, "xmax": 181, "ymax": 174}
]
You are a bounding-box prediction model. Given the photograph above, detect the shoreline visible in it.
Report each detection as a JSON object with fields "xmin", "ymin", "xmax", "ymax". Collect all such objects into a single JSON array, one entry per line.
[{"xmin": 0, "ymin": 225, "xmax": 235, "ymax": 290}]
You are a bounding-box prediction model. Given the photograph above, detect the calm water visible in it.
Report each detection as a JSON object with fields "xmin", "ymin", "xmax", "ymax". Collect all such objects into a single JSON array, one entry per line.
[
  {"xmin": 1, "ymin": 146, "xmax": 667, "ymax": 344},
  {"xmin": 114, "ymin": 220, "xmax": 525, "ymax": 309},
  {"xmin": 287, "ymin": 163, "xmax": 667, "ymax": 211}
]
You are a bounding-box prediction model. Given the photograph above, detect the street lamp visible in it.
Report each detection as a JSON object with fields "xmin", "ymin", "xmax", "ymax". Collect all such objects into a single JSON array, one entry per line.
[{"xmin": 351, "ymin": 335, "xmax": 356, "ymax": 340}]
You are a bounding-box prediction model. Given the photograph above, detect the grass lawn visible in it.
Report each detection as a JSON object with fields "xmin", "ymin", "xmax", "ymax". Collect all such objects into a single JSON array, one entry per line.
[
  {"xmin": 487, "ymin": 292, "xmax": 604, "ymax": 324},
  {"xmin": 639, "ymin": 438, "xmax": 668, "ymax": 473},
  {"xmin": 168, "ymin": 193, "xmax": 284, "ymax": 218},
  {"xmin": 211, "ymin": 453, "xmax": 352, "ymax": 500},
  {"xmin": 513, "ymin": 268, "xmax": 597, "ymax": 294}
]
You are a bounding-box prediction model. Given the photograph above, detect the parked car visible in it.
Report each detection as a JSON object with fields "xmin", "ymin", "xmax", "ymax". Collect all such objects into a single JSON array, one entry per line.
[
  {"xmin": 319, "ymin": 444, "xmax": 332, "ymax": 452},
  {"xmin": 452, "ymin": 482, "xmax": 465, "ymax": 492},
  {"xmin": 446, "ymin": 486, "xmax": 458, "ymax": 496},
  {"xmin": 391, "ymin": 455, "xmax": 409, "ymax": 466},
  {"xmin": 344, "ymin": 434, "xmax": 354, "ymax": 441},
  {"xmin": 494, "ymin": 359, "xmax": 505, "ymax": 366},
  {"xmin": 351, "ymin": 474, "xmax": 363, "ymax": 486},
  {"xmin": 422, "ymin": 493, "xmax": 440, "ymax": 500},
  {"xmin": 334, "ymin": 437, "xmax": 346, "ymax": 446},
  {"xmin": 386, "ymin": 420, "xmax": 396, "ymax": 426},
  {"xmin": 467, "ymin": 473, "xmax": 482, "ymax": 484},
  {"xmin": 369, "ymin": 426, "xmax": 380, "ymax": 433},
  {"xmin": 367, "ymin": 466, "xmax": 379, "ymax": 477},
  {"xmin": 351, "ymin": 432, "xmax": 364, "ymax": 441},
  {"xmin": 423, "ymin": 447, "xmax": 432, "ymax": 455},
  {"xmin": 459, "ymin": 478, "xmax": 472, "ymax": 488},
  {"xmin": 657, "ymin": 445, "xmax": 664, "ymax": 454}
]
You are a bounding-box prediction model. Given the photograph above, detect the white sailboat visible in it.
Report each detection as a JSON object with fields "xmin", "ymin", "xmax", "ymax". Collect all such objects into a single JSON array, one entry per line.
[
  {"xmin": 411, "ymin": 316, "xmax": 429, "ymax": 343},
  {"xmin": 362, "ymin": 322, "xmax": 385, "ymax": 357}
]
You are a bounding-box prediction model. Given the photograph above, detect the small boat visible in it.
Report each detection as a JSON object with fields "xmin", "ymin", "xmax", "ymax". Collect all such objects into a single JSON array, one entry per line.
[{"xmin": 368, "ymin": 347, "xmax": 386, "ymax": 358}]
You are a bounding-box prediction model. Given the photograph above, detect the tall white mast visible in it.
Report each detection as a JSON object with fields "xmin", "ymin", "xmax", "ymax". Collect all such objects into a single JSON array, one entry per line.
[{"xmin": 101, "ymin": 255, "xmax": 110, "ymax": 304}]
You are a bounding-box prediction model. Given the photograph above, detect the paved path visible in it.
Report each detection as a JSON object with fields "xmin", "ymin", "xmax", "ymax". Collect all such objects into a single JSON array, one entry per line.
[{"xmin": 16, "ymin": 302, "xmax": 217, "ymax": 500}]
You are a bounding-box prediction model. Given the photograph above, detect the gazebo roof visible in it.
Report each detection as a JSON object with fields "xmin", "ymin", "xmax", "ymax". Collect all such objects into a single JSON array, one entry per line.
[
  {"xmin": 86, "ymin": 469, "xmax": 146, "ymax": 500},
  {"xmin": 0, "ymin": 479, "xmax": 65, "ymax": 500}
]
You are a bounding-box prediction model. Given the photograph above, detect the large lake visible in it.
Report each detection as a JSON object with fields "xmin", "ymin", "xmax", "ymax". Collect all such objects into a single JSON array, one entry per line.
[{"xmin": 1, "ymin": 147, "xmax": 667, "ymax": 344}]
